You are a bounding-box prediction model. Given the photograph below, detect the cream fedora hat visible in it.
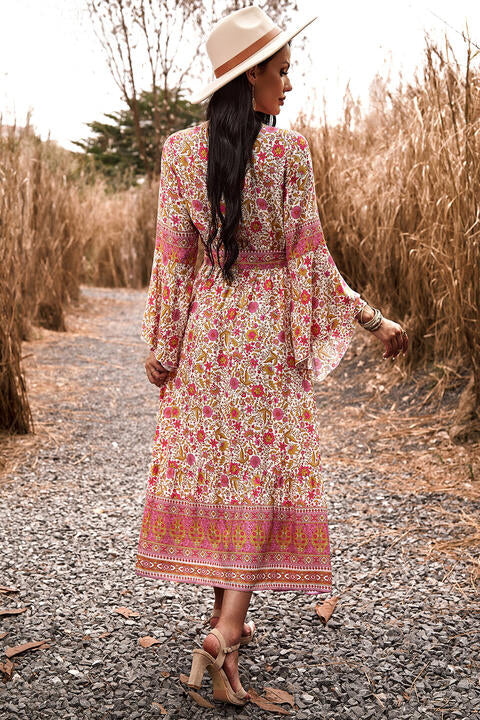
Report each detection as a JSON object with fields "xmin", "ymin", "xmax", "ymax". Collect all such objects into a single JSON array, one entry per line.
[{"xmin": 189, "ymin": 6, "xmax": 318, "ymax": 104}]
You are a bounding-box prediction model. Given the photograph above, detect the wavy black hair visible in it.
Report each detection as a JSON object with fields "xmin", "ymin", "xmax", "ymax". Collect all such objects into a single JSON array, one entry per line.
[{"xmin": 203, "ymin": 42, "xmax": 291, "ymax": 285}]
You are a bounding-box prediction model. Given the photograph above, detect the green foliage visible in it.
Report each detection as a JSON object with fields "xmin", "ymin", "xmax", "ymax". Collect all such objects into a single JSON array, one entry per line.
[{"xmin": 72, "ymin": 86, "xmax": 204, "ymax": 188}]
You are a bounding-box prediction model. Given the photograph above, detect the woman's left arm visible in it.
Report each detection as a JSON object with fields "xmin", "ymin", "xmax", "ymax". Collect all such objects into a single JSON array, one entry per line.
[{"xmin": 355, "ymin": 304, "xmax": 409, "ymax": 359}]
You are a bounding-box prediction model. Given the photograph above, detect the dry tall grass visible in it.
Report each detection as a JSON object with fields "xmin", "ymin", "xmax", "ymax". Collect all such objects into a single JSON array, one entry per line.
[
  {"xmin": 1, "ymin": 121, "xmax": 81, "ymax": 433},
  {"xmin": 295, "ymin": 37, "xmax": 480, "ymax": 432},
  {"xmin": 0, "ymin": 118, "xmax": 156, "ymax": 433},
  {"xmin": 1, "ymin": 34, "xmax": 479, "ymax": 439}
]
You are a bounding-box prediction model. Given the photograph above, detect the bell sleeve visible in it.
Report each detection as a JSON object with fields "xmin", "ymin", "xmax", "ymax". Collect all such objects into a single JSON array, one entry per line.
[
  {"xmin": 141, "ymin": 135, "xmax": 199, "ymax": 371},
  {"xmin": 283, "ymin": 132, "xmax": 368, "ymax": 383}
]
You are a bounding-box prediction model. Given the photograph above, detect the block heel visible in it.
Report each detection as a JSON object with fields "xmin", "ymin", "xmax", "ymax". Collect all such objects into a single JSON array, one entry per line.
[
  {"xmin": 185, "ymin": 628, "xmax": 250, "ymax": 706},
  {"xmin": 187, "ymin": 648, "xmax": 212, "ymax": 688}
]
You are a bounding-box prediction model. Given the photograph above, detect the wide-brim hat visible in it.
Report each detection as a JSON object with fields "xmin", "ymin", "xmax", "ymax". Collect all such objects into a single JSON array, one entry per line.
[{"xmin": 189, "ymin": 6, "xmax": 318, "ymax": 105}]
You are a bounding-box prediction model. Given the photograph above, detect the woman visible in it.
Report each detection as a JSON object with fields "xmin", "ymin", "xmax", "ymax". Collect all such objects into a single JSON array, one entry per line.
[{"xmin": 135, "ymin": 5, "xmax": 408, "ymax": 706}]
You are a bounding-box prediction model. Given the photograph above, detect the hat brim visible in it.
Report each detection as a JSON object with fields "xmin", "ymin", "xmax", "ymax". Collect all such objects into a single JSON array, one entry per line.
[{"xmin": 188, "ymin": 14, "xmax": 318, "ymax": 105}]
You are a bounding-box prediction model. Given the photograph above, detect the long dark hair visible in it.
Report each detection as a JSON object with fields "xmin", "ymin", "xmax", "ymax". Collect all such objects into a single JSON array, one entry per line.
[{"xmin": 204, "ymin": 44, "xmax": 289, "ymax": 285}]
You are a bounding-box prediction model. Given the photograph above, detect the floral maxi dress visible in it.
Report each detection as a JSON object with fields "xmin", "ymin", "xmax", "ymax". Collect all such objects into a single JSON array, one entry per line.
[{"xmin": 135, "ymin": 121, "xmax": 367, "ymax": 594}]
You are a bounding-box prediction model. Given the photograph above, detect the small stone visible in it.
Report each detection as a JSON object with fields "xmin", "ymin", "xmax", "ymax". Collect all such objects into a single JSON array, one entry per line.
[{"xmin": 302, "ymin": 693, "xmax": 315, "ymax": 703}]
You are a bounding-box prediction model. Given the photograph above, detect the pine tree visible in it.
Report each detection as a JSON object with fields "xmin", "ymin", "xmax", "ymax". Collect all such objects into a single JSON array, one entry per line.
[{"xmin": 72, "ymin": 87, "xmax": 203, "ymax": 187}]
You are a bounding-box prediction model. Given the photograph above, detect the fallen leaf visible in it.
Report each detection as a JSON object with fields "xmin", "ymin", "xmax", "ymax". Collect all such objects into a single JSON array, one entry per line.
[
  {"xmin": 188, "ymin": 689, "xmax": 215, "ymax": 708},
  {"xmin": 160, "ymin": 670, "xmax": 170, "ymax": 678},
  {"xmin": 0, "ymin": 632, "xmax": 9, "ymax": 640},
  {"xmin": 265, "ymin": 663, "xmax": 273, "ymax": 672},
  {"xmin": 0, "ymin": 607, "xmax": 28, "ymax": 616},
  {"xmin": 248, "ymin": 687, "xmax": 290, "ymax": 714},
  {"xmin": 315, "ymin": 596, "xmax": 339, "ymax": 625},
  {"xmin": 120, "ymin": 589, "xmax": 131, "ymax": 596},
  {"xmin": 179, "ymin": 673, "xmax": 190, "ymax": 684},
  {"xmin": 0, "ymin": 658, "xmax": 15, "ymax": 680},
  {"xmin": 0, "ymin": 587, "xmax": 18, "ymax": 594},
  {"xmin": 139, "ymin": 636, "xmax": 162, "ymax": 648},
  {"xmin": 113, "ymin": 607, "xmax": 140, "ymax": 618},
  {"xmin": 264, "ymin": 687, "xmax": 295, "ymax": 707},
  {"xmin": 151, "ymin": 701, "xmax": 167, "ymax": 714},
  {"xmin": 5, "ymin": 640, "xmax": 52, "ymax": 658}
]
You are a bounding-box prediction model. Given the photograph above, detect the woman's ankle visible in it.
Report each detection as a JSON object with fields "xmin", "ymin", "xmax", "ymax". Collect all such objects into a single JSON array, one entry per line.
[{"xmin": 213, "ymin": 619, "xmax": 243, "ymax": 646}]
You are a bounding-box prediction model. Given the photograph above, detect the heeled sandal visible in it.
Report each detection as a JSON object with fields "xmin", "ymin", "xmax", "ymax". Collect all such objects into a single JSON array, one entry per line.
[
  {"xmin": 187, "ymin": 627, "xmax": 250, "ymax": 706},
  {"xmin": 203, "ymin": 607, "xmax": 256, "ymax": 646}
]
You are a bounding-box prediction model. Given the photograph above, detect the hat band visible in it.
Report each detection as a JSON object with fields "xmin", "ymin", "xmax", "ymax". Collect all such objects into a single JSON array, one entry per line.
[{"xmin": 214, "ymin": 27, "xmax": 282, "ymax": 78}]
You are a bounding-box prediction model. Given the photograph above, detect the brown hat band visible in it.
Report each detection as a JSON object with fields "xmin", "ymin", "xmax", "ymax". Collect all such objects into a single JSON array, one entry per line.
[{"xmin": 214, "ymin": 27, "xmax": 282, "ymax": 78}]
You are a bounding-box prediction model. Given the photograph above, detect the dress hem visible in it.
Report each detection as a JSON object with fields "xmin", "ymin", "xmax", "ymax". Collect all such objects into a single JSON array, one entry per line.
[{"xmin": 134, "ymin": 566, "xmax": 332, "ymax": 595}]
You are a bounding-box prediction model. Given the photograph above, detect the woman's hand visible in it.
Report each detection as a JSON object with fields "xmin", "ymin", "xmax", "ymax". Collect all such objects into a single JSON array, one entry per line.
[
  {"xmin": 357, "ymin": 304, "xmax": 409, "ymax": 359},
  {"xmin": 372, "ymin": 317, "xmax": 409, "ymax": 359},
  {"xmin": 145, "ymin": 351, "xmax": 171, "ymax": 387}
]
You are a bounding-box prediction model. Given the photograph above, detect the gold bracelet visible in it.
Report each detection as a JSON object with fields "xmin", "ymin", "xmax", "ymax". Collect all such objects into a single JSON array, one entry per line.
[{"xmin": 356, "ymin": 302, "xmax": 372, "ymax": 324}]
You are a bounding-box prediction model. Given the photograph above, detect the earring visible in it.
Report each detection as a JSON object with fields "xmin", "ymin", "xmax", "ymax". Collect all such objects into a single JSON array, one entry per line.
[{"xmin": 251, "ymin": 84, "xmax": 256, "ymax": 112}]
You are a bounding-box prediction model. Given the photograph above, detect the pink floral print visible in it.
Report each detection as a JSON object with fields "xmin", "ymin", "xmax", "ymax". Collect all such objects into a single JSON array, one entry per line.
[{"xmin": 135, "ymin": 121, "xmax": 367, "ymax": 593}]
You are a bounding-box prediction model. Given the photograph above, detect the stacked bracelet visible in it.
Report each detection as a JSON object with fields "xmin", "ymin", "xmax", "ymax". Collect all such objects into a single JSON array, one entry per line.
[{"xmin": 357, "ymin": 304, "xmax": 383, "ymax": 332}]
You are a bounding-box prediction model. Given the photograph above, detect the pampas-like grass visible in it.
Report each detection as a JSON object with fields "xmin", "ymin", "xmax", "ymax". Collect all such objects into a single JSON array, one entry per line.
[
  {"xmin": 294, "ymin": 36, "xmax": 479, "ymax": 427},
  {"xmin": 1, "ymin": 33, "xmax": 479, "ymax": 437},
  {"xmin": 0, "ymin": 118, "xmax": 157, "ymax": 433}
]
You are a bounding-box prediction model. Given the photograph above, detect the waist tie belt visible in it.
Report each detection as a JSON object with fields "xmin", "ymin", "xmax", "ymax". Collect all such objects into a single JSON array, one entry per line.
[{"xmin": 204, "ymin": 248, "xmax": 287, "ymax": 270}]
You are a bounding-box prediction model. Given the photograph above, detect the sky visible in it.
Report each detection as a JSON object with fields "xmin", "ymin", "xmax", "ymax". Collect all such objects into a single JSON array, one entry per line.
[{"xmin": 0, "ymin": 0, "xmax": 478, "ymax": 151}]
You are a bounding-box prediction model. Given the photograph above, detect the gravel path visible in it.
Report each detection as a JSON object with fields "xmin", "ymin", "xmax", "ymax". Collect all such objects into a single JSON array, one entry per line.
[{"xmin": 1, "ymin": 286, "xmax": 479, "ymax": 720}]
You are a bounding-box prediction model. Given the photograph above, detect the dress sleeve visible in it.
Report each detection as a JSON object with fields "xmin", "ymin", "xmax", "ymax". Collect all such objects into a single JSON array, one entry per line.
[
  {"xmin": 141, "ymin": 135, "xmax": 199, "ymax": 371},
  {"xmin": 283, "ymin": 131, "xmax": 368, "ymax": 383}
]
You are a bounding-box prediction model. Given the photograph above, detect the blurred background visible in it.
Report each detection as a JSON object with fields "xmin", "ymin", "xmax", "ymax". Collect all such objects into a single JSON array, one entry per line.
[{"xmin": 1, "ymin": 0, "xmax": 479, "ymax": 448}]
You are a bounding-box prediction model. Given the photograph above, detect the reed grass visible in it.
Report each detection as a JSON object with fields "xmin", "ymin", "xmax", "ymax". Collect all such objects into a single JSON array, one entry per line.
[
  {"xmin": 295, "ymin": 36, "xmax": 480, "ymax": 423},
  {"xmin": 1, "ymin": 33, "xmax": 479, "ymax": 438},
  {"xmin": 0, "ymin": 117, "xmax": 156, "ymax": 433}
]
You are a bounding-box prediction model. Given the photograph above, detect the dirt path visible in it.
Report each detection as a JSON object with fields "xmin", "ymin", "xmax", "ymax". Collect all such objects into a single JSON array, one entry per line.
[{"xmin": 0, "ymin": 286, "xmax": 478, "ymax": 720}]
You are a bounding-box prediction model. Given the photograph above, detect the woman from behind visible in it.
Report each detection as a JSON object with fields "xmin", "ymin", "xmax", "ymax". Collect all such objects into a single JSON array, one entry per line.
[{"xmin": 139, "ymin": 5, "xmax": 408, "ymax": 706}]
